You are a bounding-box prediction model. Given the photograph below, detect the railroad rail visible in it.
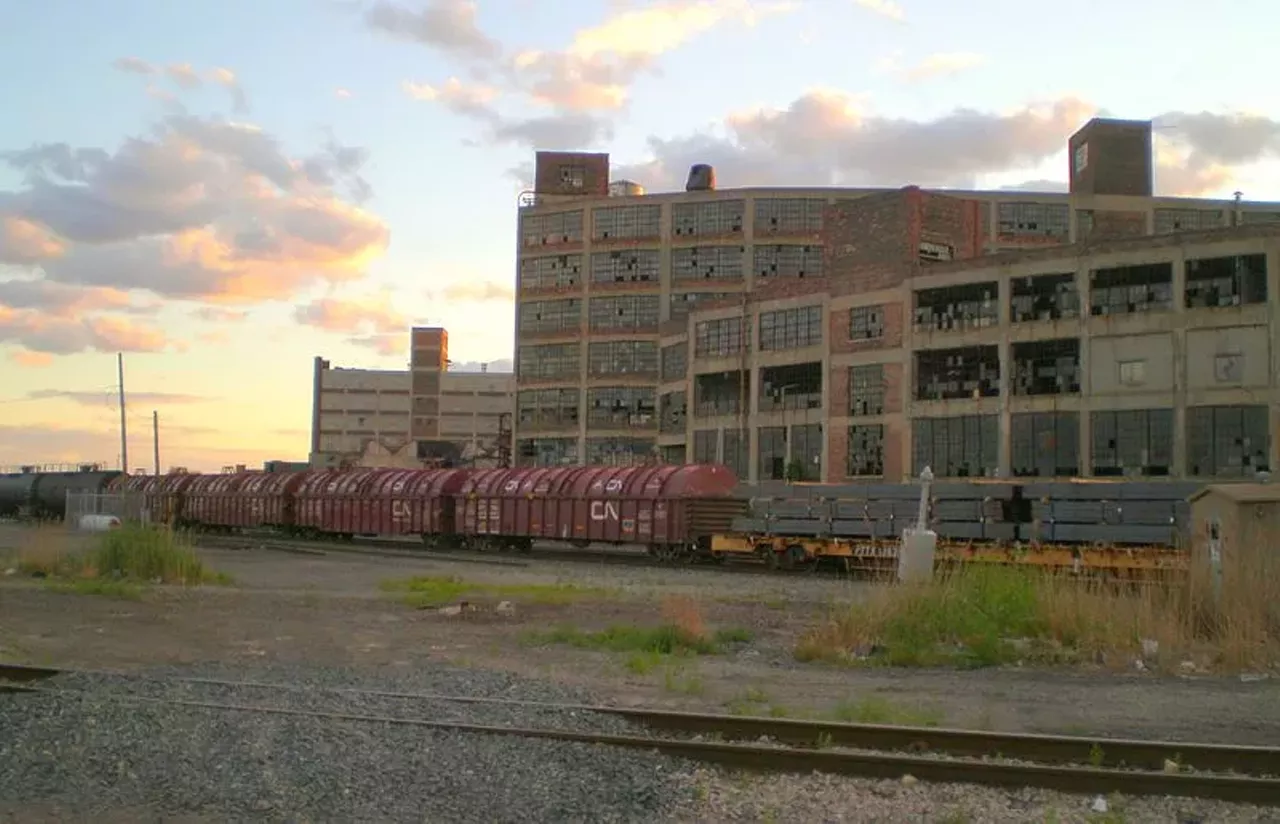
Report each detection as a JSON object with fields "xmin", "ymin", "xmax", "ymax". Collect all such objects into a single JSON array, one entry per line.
[{"xmin": 4, "ymin": 664, "xmax": 1278, "ymax": 804}]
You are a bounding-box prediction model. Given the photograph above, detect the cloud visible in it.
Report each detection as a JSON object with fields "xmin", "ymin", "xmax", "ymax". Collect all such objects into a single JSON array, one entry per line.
[
  {"xmin": 191, "ymin": 306, "xmax": 248, "ymax": 323},
  {"xmin": 348, "ymin": 332, "xmax": 405, "ymax": 356},
  {"xmin": 434, "ymin": 281, "xmax": 515, "ymax": 303},
  {"xmin": 9, "ymin": 350, "xmax": 53, "ymax": 368},
  {"xmin": 112, "ymin": 56, "xmax": 156, "ymax": 75},
  {"xmin": 0, "ymin": 308, "xmax": 173, "ymax": 356},
  {"xmin": 605, "ymin": 93, "xmax": 1280, "ymax": 197},
  {"xmin": 853, "ymin": 0, "xmax": 905, "ymax": 21},
  {"xmin": 335, "ymin": 88, "xmax": 354, "ymax": 99},
  {"xmin": 377, "ymin": 0, "xmax": 793, "ymax": 149},
  {"xmin": 295, "ymin": 291, "xmax": 411, "ymax": 356},
  {"xmin": 110, "ymin": 57, "xmax": 250, "ymax": 113},
  {"xmin": 0, "ymin": 278, "xmax": 149, "ymax": 316},
  {"xmin": 25, "ymin": 389, "xmax": 207, "ymax": 406},
  {"xmin": 0, "ymin": 422, "xmax": 280, "ymax": 472},
  {"xmin": 0, "ymin": 113, "xmax": 387, "ymax": 315},
  {"xmin": 0, "ymin": 215, "xmax": 65, "ymax": 264},
  {"xmin": 880, "ymin": 52, "xmax": 987, "ymax": 82}
]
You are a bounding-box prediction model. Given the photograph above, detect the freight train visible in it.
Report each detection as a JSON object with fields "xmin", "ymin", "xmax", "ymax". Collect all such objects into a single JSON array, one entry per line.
[{"xmin": 3, "ymin": 465, "xmax": 1202, "ymax": 573}]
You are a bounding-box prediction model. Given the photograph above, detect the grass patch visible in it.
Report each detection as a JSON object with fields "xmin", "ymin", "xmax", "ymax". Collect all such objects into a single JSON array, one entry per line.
[
  {"xmin": 380, "ymin": 574, "xmax": 616, "ymax": 608},
  {"xmin": 829, "ymin": 696, "xmax": 944, "ymax": 727},
  {"xmin": 796, "ymin": 562, "xmax": 1280, "ymax": 673},
  {"xmin": 525, "ymin": 623, "xmax": 751, "ymax": 655},
  {"xmin": 5, "ymin": 523, "xmax": 229, "ymax": 597}
]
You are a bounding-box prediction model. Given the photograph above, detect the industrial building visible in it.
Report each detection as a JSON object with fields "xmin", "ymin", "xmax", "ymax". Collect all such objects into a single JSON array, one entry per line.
[
  {"xmin": 310, "ymin": 327, "xmax": 515, "ymax": 468},
  {"xmin": 513, "ymin": 117, "xmax": 1280, "ymax": 481}
]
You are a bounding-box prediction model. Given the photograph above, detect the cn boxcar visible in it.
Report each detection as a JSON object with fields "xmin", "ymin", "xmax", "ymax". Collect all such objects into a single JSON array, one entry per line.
[{"xmin": 456, "ymin": 464, "xmax": 747, "ymax": 557}]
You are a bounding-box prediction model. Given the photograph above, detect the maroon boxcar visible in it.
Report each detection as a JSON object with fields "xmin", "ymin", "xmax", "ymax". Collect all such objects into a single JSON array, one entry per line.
[
  {"xmin": 456, "ymin": 464, "xmax": 747, "ymax": 554},
  {"xmin": 150, "ymin": 472, "xmax": 202, "ymax": 525},
  {"xmin": 233, "ymin": 471, "xmax": 312, "ymax": 529},
  {"xmin": 182, "ymin": 473, "xmax": 251, "ymax": 528},
  {"xmin": 294, "ymin": 468, "xmax": 383, "ymax": 536},
  {"xmin": 359, "ymin": 468, "xmax": 469, "ymax": 538}
]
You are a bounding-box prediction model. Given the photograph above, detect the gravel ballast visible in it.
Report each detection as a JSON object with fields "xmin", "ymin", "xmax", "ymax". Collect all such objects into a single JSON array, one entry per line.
[{"xmin": 0, "ymin": 662, "xmax": 689, "ymax": 823}]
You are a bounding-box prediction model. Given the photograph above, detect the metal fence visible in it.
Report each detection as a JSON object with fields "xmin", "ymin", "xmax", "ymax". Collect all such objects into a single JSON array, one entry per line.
[{"xmin": 65, "ymin": 491, "xmax": 151, "ymax": 528}]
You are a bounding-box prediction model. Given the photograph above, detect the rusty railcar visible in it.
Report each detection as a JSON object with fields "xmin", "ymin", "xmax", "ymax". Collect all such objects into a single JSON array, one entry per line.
[
  {"xmin": 218, "ymin": 471, "xmax": 312, "ymax": 530},
  {"xmin": 354, "ymin": 468, "xmax": 469, "ymax": 540},
  {"xmin": 455, "ymin": 464, "xmax": 747, "ymax": 556}
]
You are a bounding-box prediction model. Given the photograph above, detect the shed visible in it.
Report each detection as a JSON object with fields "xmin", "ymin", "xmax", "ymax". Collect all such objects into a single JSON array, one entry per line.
[{"xmin": 1186, "ymin": 483, "xmax": 1280, "ymax": 607}]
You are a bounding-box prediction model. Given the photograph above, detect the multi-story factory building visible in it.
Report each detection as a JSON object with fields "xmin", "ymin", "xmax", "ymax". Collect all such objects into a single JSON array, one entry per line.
[
  {"xmin": 310, "ymin": 326, "xmax": 515, "ymax": 468},
  {"xmin": 513, "ymin": 118, "xmax": 1280, "ymax": 481}
]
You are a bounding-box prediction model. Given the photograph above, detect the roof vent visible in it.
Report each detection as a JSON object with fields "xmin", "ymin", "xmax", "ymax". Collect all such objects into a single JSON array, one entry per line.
[{"xmin": 685, "ymin": 164, "xmax": 716, "ymax": 192}]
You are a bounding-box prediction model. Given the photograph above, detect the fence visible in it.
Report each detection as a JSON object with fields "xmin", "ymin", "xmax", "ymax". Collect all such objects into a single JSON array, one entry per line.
[{"xmin": 65, "ymin": 491, "xmax": 151, "ymax": 528}]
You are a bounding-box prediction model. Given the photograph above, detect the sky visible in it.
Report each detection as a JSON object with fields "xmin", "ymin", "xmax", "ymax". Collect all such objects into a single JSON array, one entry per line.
[{"xmin": 2, "ymin": 0, "xmax": 1279, "ymax": 472}]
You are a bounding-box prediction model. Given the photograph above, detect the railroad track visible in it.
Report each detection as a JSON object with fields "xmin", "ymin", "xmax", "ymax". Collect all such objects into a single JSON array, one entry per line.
[{"xmin": 4, "ymin": 663, "xmax": 1278, "ymax": 805}]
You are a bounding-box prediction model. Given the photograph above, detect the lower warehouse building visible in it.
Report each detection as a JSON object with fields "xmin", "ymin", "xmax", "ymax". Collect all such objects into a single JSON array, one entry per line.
[{"xmin": 517, "ymin": 205, "xmax": 1280, "ymax": 483}]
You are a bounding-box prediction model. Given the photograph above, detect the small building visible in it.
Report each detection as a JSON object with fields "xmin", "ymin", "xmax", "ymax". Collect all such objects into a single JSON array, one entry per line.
[{"xmin": 1186, "ymin": 483, "xmax": 1280, "ymax": 607}]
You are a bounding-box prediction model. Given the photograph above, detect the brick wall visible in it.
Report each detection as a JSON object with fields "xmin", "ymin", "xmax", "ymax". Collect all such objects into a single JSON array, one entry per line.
[
  {"xmin": 534, "ymin": 151, "xmax": 609, "ymax": 196},
  {"xmin": 918, "ymin": 192, "xmax": 986, "ymax": 260},
  {"xmin": 882, "ymin": 362, "xmax": 904, "ymax": 414},
  {"xmin": 823, "ymin": 191, "xmax": 912, "ymax": 277}
]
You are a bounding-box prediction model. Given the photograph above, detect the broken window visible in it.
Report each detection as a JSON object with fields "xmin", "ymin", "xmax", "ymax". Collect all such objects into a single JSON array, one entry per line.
[
  {"xmin": 694, "ymin": 371, "xmax": 749, "ymax": 417},
  {"xmin": 1186, "ymin": 405, "xmax": 1271, "ymax": 478},
  {"xmin": 590, "ymin": 250, "xmax": 660, "ymax": 283},
  {"xmin": 585, "ymin": 437, "xmax": 654, "ymax": 466},
  {"xmin": 660, "ymin": 391, "xmax": 687, "ymax": 434},
  {"xmin": 587, "ymin": 387, "xmax": 656, "ymax": 430},
  {"xmin": 849, "ymin": 365, "xmax": 885, "ymax": 416},
  {"xmin": 914, "ymin": 282, "xmax": 999, "ymax": 332},
  {"xmin": 559, "ymin": 165, "xmax": 585, "ymax": 189},
  {"xmin": 516, "ymin": 437, "xmax": 578, "ymax": 467},
  {"xmin": 758, "ymin": 305, "xmax": 822, "ymax": 351},
  {"xmin": 672, "ymin": 200, "xmax": 744, "ymax": 236},
  {"xmin": 588, "ymin": 295, "xmax": 660, "ymax": 332},
  {"xmin": 1011, "ymin": 338, "xmax": 1080, "ymax": 396},
  {"xmin": 723, "ymin": 428, "xmax": 749, "ymax": 478},
  {"xmin": 591, "ymin": 204, "xmax": 661, "ymax": 240},
  {"xmin": 997, "ymin": 202, "xmax": 1070, "ymax": 239},
  {"xmin": 692, "ymin": 429, "xmax": 717, "ymax": 463},
  {"xmin": 849, "ymin": 305, "xmax": 884, "ymax": 340},
  {"xmin": 791, "ymin": 423, "xmax": 823, "ymax": 480},
  {"xmin": 659, "ymin": 445, "xmax": 686, "ymax": 464},
  {"xmin": 694, "ymin": 316, "xmax": 750, "ymax": 358},
  {"xmin": 757, "ymin": 426, "xmax": 786, "ymax": 481},
  {"xmin": 847, "ymin": 425, "xmax": 884, "ymax": 477},
  {"xmin": 671, "ymin": 246, "xmax": 745, "ymax": 281},
  {"xmin": 587, "ymin": 341, "xmax": 658, "ymax": 377},
  {"xmin": 753, "ymin": 244, "xmax": 823, "ymax": 278},
  {"xmin": 520, "ymin": 210, "xmax": 584, "ymax": 247},
  {"xmin": 1009, "ymin": 273, "xmax": 1079, "ymax": 322},
  {"xmin": 914, "ymin": 346, "xmax": 1000, "ymax": 401},
  {"xmin": 519, "ymin": 254, "xmax": 581, "ymax": 290},
  {"xmin": 754, "ymin": 198, "xmax": 823, "ymax": 234},
  {"xmin": 911, "ymin": 415, "xmax": 999, "ymax": 478},
  {"xmin": 759, "ymin": 362, "xmax": 823, "ymax": 412},
  {"xmin": 1184, "ymin": 253, "xmax": 1267, "ymax": 308},
  {"xmin": 517, "ymin": 388, "xmax": 579, "ymax": 430},
  {"xmin": 517, "ymin": 298, "xmax": 581, "ymax": 334},
  {"xmin": 1091, "ymin": 408, "xmax": 1173, "ymax": 477},
  {"xmin": 518, "ymin": 343, "xmax": 580, "ymax": 380},
  {"xmin": 669, "ymin": 292, "xmax": 732, "ymax": 322},
  {"xmin": 1089, "ymin": 262, "xmax": 1173, "ymax": 316},
  {"xmin": 1011, "ymin": 412, "xmax": 1080, "ymax": 477},
  {"xmin": 660, "ymin": 343, "xmax": 687, "ymax": 382},
  {"xmin": 1153, "ymin": 208, "xmax": 1224, "ymax": 234}
]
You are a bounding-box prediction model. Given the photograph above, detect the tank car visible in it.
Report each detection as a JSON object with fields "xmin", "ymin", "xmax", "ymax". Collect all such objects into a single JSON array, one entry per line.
[{"xmin": 0, "ymin": 469, "xmax": 125, "ymax": 520}]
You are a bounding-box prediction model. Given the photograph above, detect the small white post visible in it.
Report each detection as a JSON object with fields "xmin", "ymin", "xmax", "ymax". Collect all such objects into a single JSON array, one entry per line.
[{"xmin": 898, "ymin": 466, "xmax": 938, "ymax": 584}]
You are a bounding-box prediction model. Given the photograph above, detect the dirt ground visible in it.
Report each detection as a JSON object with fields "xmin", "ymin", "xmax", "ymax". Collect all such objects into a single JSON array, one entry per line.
[{"xmin": 3, "ymin": 524, "xmax": 1279, "ymax": 746}]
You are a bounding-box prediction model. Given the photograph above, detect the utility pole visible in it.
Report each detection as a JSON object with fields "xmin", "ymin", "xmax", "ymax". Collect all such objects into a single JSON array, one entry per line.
[
  {"xmin": 117, "ymin": 353, "xmax": 128, "ymax": 474},
  {"xmin": 152, "ymin": 411, "xmax": 160, "ymax": 476}
]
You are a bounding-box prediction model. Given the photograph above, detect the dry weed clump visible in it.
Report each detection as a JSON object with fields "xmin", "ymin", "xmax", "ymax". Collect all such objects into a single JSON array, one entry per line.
[
  {"xmin": 796, "ymin": 563, "xmax": 1280, "ymax": 674},
  {"xmin": 661, "ymin": 594, "xmax": 708, "ymax": 642}
]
